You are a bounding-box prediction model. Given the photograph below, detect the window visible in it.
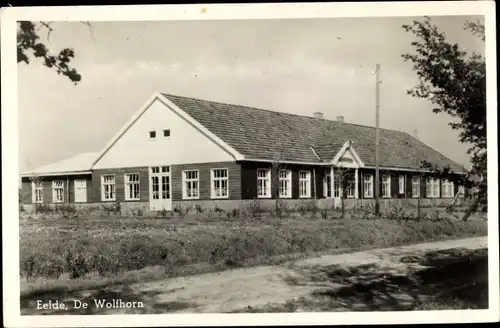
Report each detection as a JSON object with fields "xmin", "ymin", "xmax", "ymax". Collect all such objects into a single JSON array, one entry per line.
[
  {"xmin": 52, "ymin": 180, "xmax": 64, "ymax": 203},
  {"xmin": 399, "ymin": 175, "xmax": 405, "ymax": 194},
  {"xmin": 346, "ymin": 179, "xmax": 355, "ymax": 198},
  {"xmin": 211, "ymin": 169, "xmax": 229, "ymax": 198},
  {"xmin": 426, "ymin": 178, "xmax": 440, "ymax": 198},
  {"xmin": 333, "ymin": 178, "xmax": 340, "ymax": 198},
  {"xmin": 323, "ymin": 171, "xmax": 332, "ymax": 198},
  {"xmin": 32, "ymin": 181, "xmax": 43, "ymax": 203},
  {"xmin": 125, "ymin": 173, "xmax": 140, "ymax": 200},
  {"xmin": 163, "ymin": 129, "xmax": 170, "ymax": 137},
  {"xmin": 257, "ymin": 169, "xmax": 271, "ymax": 198},
  {"xmin": 299, "ymin": 171, "xmax": 311, "ymax": 198},
  {"xmin": 382, "ymin": 175, "xmax": 391, "ymax": 198},
  {"xmin": 74, "ymin": 179, "xmax": 87, "ymax": 203},
  {"xmin": 279, "ymin": 169, "xmax": 292, "ymax": 198},
  {"xmin": 364, "ymin": 174, "xmax": 373, "ymax": 198},
  {"xmin": 442, "ymin": 180, "xmax": 454, "ymax": 198},
  {"xmin": 149, "ymin": 131, "xmax": 156, "ymax": 139},
  {"xmin": 183, "ymin": 170, "xmax": 199, "ymax": 199},
  {"xmin": 412, "ymin": 176, "xmax": 420, "ymax": 198},
  {"xmin": 101, "ymin": 175, "xmax": 115, "ymax": 201}
]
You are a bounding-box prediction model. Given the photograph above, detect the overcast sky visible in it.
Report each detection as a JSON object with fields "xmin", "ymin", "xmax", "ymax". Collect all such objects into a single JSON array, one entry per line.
[{"xmin": 18, "ymin": 15, "xmax": 485, "ymax": 172}]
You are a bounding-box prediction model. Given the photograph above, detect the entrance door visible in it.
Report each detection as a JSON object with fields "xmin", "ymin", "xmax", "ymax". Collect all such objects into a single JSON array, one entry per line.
[
  {"xmin": 149, "ymin": 166, "xmax": 171, "ymax": 211},
  {"xmin": 74, "ymin": 179, "xmax": 87, "ymax": 203}
]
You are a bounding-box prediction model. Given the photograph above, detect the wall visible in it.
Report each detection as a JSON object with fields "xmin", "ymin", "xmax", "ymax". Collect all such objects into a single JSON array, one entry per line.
[
  {"xmin": 171, "ymin": 161, "xmax": 241, "ymax": 200},
  {"xmin": 91, "ymin": 167, "xmax": 149, "ymax": 203},
  {"xmin": 90, "ymin": 161, "xmax": 240, "ymax": 203},
  {"xmin": 93, "ymin": 98, "xmax": 236, "ymax": 169},
  {"xmin": 20, "ymin": 175, "xmax": 92, "ymax": 204},
  {"xmin": 240, "ymin": 162, "xmax": 324, "ymax": 200}
]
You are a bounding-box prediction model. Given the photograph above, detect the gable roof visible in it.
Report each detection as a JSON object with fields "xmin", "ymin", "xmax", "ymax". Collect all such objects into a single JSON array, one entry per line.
[
  {"xmin": 162, "ymin": 93, "xmax": 465, "ymax": 172},
  {"xmin": 21, "ymin": 152, "xmax": 98, "ymax": 177}
]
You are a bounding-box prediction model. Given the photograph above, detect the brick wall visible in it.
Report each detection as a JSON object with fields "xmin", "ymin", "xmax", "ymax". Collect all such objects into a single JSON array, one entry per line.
[
  {"xmin": 171, "ymin": 161, "xmax": 241, "ymax": 200},
  {"xmin": 91, "ymin": 167, "xmax": 149, "ymax": 203},
  {"xmin": 20, "ymin": 175, "xmax": 93, "ymax": 204},
  {"xmin": 240, "ymin": 162, "xmax": 324, "ymax": 200}
]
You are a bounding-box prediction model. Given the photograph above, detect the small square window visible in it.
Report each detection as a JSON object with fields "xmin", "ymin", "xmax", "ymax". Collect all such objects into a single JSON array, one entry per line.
[
  {"xmin": 163, "ymin": 129, "xmax": 170, "ymax": 137},
  {"xmin": 149, "ymin": 131, "xmax": 156, "ymax": 138}
]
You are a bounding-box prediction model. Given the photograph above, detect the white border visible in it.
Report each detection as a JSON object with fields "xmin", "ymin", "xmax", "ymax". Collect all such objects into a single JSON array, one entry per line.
[{"xmin": 1, "ymin": 1, "xmax": 498, "ymax": 327}]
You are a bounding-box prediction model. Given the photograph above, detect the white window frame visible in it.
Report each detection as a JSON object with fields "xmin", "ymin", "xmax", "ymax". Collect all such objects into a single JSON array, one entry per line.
[
  {"xmin": 442, "ymin": 180, "xmax": 455, "ymax": 198},
  {"xmin": 52, "ymin": 180, "xmax": 64, "ymax": 203},
  {"xmin": 382, "ymin": 175, "xmax": 391, "ymax": 198},
  {"xmin": 32, "ymin": 181, "xmax": 43, "ymax": 204},
  {"xmin": 333, "ymin": 177, "xmax": 340, "ymax": 198},
  {"xmin": 412, "ymin": 176, "xmax": 420, "ymax": 198},
  {"xmin": 399, "ymin": 175, "xmax": 405, "ymax": 194},
  {"xmin": 257, "ymin": 168, "xmax": 272, "ymax": 198},
  {"xmin": 346, "ymin": 179, "xmax": 355, "ymax": 198},
  {"xmin": 363, "ymin": 174, "xmax": 373, "ymax": 198},
  {"xmin": 279, "ymin": 169, "xmax": 292, "ymax": 198},
  {"xmin": 426, "ymin": 178, "xmax": 440, "ymax": 198},
  {"xmin": 124, "ymin": 173, "xmax": 140, "ymax": 201},
  {"xmin": 211, "ymin": 168, "xmax": 229, "ymax": 199},
  {"xmin": 182, "ymin": 170, "xmax": 200, "ymax": 200},
  {"xmin": 299, "ymin": 170, "xmax": 311, "ymax": 198},
  {"xmin": 101, "ymin": 174, "xmax": 116, "ymax": 201}
]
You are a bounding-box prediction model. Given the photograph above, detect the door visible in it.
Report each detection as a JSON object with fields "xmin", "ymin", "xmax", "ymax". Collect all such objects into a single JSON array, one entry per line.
[
  {"xmin": 150, "ymin": 166, "xmax": 171, "ymax": 211},
  {"xmin": 74, "ymin": 179, "xmax": 87, "ymax": 203}
]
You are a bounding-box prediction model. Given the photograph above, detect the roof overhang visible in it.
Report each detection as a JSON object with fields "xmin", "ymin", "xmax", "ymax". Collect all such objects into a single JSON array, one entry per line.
[
  {"xmin": 240, "ymin": 158, "xmax": 329, "ymax": 166},
  {"xmin": 20, "ymin": 171, "xmax": 92, "ymax": 178},
  {"xmin": 363, "ymin": 165, "xmax": 467, "ymax": 175}
]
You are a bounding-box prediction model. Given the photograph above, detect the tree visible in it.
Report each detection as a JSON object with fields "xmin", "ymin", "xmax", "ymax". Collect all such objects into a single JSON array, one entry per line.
[
  {"xmin": 402, "ymin": 17, "xmax": 486, "ymax": 221},
  {"xmin": 17, "ymin": 21, "xmax": 82, "ymax": 84},
  {"xmin": 333, "ymin": 165, "xmax": 354, "ymax": 218}
]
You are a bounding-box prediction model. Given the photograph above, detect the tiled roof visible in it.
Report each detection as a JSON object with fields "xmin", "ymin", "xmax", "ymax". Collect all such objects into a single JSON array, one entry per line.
[
  {"xmin": 163, "ymin": 93, "xmax": 465, "ymax": 172},
  {"xmin": 21, "ymin": 152, "xmax": 98, "ymax": 176}
]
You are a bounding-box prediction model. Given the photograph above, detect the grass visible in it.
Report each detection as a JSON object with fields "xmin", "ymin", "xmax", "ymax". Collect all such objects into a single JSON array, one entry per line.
[{"xmin": 20, "ymin": 214, "xmax": 487, "ymax": 300}]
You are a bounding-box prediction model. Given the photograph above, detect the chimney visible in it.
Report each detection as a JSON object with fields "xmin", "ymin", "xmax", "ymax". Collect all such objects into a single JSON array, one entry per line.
[
  {"xmin": 313, "ymin": 112, "xmax": 323, "ymax": 119},
  {"xmin": 337, "ymin": 116, "xmax": 344, "ymax": 123}
]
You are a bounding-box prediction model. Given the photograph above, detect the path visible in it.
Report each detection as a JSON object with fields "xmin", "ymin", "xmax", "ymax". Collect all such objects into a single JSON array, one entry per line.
[{"xmin": 22, "ymin": 236, "xmax": 488, "ymax": 314}]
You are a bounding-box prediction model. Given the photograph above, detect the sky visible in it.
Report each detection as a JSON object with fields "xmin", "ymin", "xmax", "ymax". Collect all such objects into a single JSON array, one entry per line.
[{"xmin": 17, "ymin": 15, "xmax": 485, "ymax": 172}]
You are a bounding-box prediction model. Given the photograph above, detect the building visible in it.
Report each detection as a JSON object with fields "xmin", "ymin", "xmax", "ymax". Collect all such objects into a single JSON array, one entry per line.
[{"xmin": 20, "ymin": 92, "xmax": 467, "ymax": 214}]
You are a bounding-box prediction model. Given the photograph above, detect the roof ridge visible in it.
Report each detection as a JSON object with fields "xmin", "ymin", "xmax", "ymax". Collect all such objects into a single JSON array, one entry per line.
[{"xmin": 161, "ymin": 92, "xmax": 406, "ymax": 134}]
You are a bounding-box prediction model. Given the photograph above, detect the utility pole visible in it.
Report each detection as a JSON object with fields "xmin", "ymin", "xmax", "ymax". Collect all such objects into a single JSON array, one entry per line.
[{"xmin": 375, "ymin": 64, "xmax": 381, "ymax": 216}]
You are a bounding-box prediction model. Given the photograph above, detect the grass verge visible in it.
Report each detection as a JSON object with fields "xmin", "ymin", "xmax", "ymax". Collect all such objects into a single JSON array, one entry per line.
[{"xmin": 20, "ymin": 216, "xmax": 487, "ymax": 299}]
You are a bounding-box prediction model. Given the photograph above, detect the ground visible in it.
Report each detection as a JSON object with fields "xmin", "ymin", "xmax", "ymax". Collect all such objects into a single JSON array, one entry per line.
[
  {"xmin": 20, "ymin": 213, "xmax": 488, "ymax": 315},
  {"xmin": 20, "ymin": 237, "xmax": 488, "ymax": 314}
]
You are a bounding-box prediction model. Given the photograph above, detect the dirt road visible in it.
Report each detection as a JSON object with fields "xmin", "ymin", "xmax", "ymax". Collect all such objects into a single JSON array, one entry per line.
[{"xmin": 22, "ymin": 236, "xmax": 488, "ymax": 314}]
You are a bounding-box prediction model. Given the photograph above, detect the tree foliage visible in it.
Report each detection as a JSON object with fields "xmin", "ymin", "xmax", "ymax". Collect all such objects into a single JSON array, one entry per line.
[
  {"xmin": 17, "ymin": 21, "xmax": 82, "ymax": 84},
  {"xmin": 402, "ymin": 17, "xmax": 487, "ymax": 218}
]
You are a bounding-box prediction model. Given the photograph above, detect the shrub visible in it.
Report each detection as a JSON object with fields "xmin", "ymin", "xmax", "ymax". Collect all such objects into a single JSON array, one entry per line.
[
  {"xmin": 173, "ymin": 205, "xmax": 184, "ymax": 216},
  {"xmin": 19, "ymin": 216, "xmax": 487, "ymax": 281},
  {"xmin": 194, "ymin": 204, "xmax": 204, "ymax": 215},
  {"xmin": 213, "ymin": 204, "xmax": 225, "ymax": 217},
  {"xmin": 274, "ymin": 200, "xmax": 291, "ymax": 219},
  {"xmin": 246, "ymin": 199, "xmax": 263, "ymax": 218}
]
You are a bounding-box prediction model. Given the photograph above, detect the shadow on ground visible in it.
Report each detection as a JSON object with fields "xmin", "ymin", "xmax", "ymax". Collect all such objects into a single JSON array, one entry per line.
[
  {"xmin": 21, "ymin": 284, "xmax": 197, "ymax": 315},
  {"xmin": 300, "ymin": 247, "xmax": 489, "ymax": 311}
]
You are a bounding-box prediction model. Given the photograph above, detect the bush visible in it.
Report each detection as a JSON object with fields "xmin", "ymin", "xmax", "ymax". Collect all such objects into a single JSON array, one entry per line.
[
  {"xmin": 19, "ymin": 216, "xmax": 487, "ymax": 281},
  {"xmin": 245, "ymin": 199, "xmax": 264, "ymax": 218}
]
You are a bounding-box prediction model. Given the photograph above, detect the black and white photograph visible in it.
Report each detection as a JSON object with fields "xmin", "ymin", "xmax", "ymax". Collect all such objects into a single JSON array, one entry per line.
[{"xmin": 1, "ymin": 1, "xmax": 498, "ymax": 327}]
